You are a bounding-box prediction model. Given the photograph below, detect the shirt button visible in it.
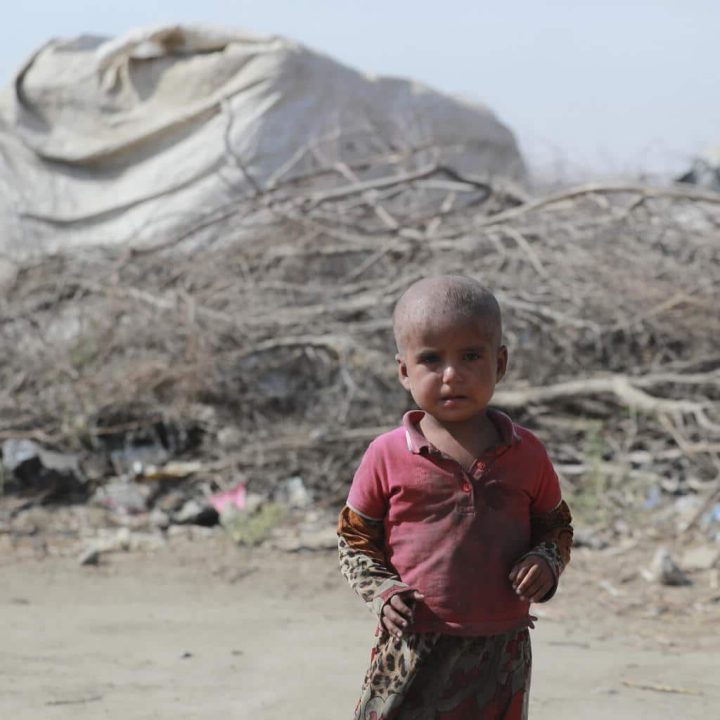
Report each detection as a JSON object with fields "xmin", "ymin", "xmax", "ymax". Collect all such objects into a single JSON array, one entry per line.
[{"xmin": 461, "ymin": 482, "xmax": 472, "ymax": 493}]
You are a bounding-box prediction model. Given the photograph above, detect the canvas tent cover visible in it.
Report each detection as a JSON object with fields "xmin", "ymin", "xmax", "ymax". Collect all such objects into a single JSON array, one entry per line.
[{"xmin": 0, "ymin": 25, "xmax": 525, "ymax": 256}]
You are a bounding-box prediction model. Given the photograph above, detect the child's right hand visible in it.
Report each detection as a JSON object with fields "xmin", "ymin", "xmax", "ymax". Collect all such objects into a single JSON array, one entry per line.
[{"xmin": 381, "ymin": 590, "xmax": 424, "ymax": 638}]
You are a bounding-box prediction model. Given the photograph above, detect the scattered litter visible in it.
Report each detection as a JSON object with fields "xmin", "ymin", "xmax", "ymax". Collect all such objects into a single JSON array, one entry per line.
[
  {"xmin": 642, "ymin": 548, "xmax": 691, "ymax": 586},
  {"xmin": 173, "ymin": 499, "xmax": 219, "ymax": 527},
  {"xmin": 703, "ymin": 503, "xmax": 720, "ymax": 541},
  {"xmin": 91, "ymin": 478, "xmax": 149, "ymax": 515},
  {"xmin": 109, "ymin": 445, "xmax": 169, "ymax": 477},
  {"xmin": 78, "ymin": 547, "xmax": 101, "ymax": 566},
  {"xmin": 279, "ymin": 476, "xmax": 312, "ymax": 509},
  {"xmin": 1, "ymin": 439, "xmax": 87, "ymax": 503},
  {"xmin": 709, "ymin": 504, "xmax": 720, "ymax": 523},
  {"xmin": 149, "ymin": 508, "xmax": 171, "ymax": 530},
  {"xmin": 209, "ymin": 482, "xmax": 247, "ymax": 514}
]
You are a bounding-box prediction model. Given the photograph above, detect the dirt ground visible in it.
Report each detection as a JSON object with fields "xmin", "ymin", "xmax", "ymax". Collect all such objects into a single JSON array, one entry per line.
[{"xmin": 1, "ymin": 528, "xmax": 719, "ymax": 720}]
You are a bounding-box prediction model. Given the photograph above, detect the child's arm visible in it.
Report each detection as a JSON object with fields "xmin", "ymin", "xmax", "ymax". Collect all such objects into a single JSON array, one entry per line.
[
  {"xmin": 337, "ymin": 505, "xmax": 423, "ymax": 638},
  {"xmin": 509, "ymin": 499, "xmax": 573, "ymax": 603}
]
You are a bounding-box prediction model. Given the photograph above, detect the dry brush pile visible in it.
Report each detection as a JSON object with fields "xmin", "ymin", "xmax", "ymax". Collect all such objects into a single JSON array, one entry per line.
[{"xmin": 1, "ymin": 152, "xmax": 719, "ymax": 535}]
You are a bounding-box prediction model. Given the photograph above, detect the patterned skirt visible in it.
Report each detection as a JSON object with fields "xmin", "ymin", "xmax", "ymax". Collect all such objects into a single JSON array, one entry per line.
[{"xmin": 354, "ymin": 627, "xmax": 531, "ymax": 720}]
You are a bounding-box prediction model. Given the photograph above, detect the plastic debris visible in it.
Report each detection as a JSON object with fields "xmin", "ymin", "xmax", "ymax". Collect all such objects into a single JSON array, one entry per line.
[
  {"xmin": 643, "ymin": 486, "xmax": 662, "ymax": 510},
  {"xmin": 1, "ymin": 439, "xmax": 87, "ymax": 502},
  {"xmin": 642, "ymin": 548, "xmax": 692, "ymax": 586},
  {"xmin": 209, "ymin": 483, "xmax": 247, "ymax": 514},
  {"xmin": 149, "ymin": 509, "xmax": 171, "ymax": 530},
  {"xmin": 173, "ymin": 499, "xmax": 219, "ymax": 527},
  {"xmin": 281, "ymin": 476, "xmax": 312, "ymax": 509},
  {"xmin": 78, "ymin": 547, "xmax": 101, "ymax": 566},
  {"xmin": 699, "ymin": 502, "xmax": 720, "ymax": 541},
  {"xmin": 705, "ymin": 503, "xmax": 720, "ymax": 528},
  {"xmin": 109, "ymin": 444, "xmax": 169, "ymax": 477},
  {"xmin": 91, "ymin": 478, "xmax": 149, "ymax": 515}
]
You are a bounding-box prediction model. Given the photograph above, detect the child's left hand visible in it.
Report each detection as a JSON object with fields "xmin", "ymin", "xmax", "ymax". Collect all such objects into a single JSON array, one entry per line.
[{"xmin": 508, "ymin": 556, "xmax": 554, "ymax": 602}]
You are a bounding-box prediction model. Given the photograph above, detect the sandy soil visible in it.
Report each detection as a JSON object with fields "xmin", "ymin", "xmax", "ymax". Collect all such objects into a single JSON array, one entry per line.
[{"xmin": 1, "ymin": 530, "xmax": 719, "ymax": 719}]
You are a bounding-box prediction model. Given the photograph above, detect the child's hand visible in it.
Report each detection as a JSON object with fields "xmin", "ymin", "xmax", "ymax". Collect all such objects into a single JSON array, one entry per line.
[
  {"xmin": 381, "ymin": 590, "xmax": 424, "ymax": 638},
  {"xmin": 509, "ymin": 556, "xmax": 554, "ymax": 603}
]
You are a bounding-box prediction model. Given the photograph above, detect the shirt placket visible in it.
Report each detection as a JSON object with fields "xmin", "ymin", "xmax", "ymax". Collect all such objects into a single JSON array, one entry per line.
[
  {"xmin": 458, "ymin": 446, "xmax": 510, "ymax": 513},
  {"xmin": 456, "ymin": 466, "xmax": 475, "ymax": 514},
  {"xmin": 449, "ymin": 456, "xmax": 486, "ymax": 514},
  {"xmin": 434, "ymin": 443, "xmax": 511, "ymax": 514}
]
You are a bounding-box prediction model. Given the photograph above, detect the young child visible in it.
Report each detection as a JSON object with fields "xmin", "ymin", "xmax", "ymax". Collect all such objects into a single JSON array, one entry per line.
[{"xmin": 338, "ymin": 275, "xmax": 573, "ymax": 720}]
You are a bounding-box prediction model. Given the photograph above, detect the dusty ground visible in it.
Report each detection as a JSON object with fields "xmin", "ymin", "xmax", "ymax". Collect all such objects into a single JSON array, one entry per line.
[{"xmin": 1, "ymin": 528, "xmax": 719, "ymax": 720}]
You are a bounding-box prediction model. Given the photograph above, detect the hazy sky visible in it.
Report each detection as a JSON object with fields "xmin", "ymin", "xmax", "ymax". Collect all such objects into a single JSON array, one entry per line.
[{"xmin": 3, "ymin": 1, "xmax": 718, "ymax": 178}]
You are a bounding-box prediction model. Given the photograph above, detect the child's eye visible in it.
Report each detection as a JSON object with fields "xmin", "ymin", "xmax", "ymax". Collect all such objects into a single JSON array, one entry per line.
[
  {"xmin": 418, "ymin": 353, "xmax": 440, "ymax": 365},
  {"xmin": 463, "ymin": 351, "xmax": 481, "ymax": 361}
]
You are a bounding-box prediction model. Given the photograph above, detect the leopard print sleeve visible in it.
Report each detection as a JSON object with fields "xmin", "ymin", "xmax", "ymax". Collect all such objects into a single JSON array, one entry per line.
[
  {"xmin": 521, "ymin": 499, "xmax": 573, "ymax": 602},
  {"xmin": 337, "ymin": 505, "xmax": 410, "ymax": 617}
]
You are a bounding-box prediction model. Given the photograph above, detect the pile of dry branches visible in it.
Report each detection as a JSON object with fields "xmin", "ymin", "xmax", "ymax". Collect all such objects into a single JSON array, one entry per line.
[{"xmin": 1, "ymin": 150, "xmax": 719, "ymax": 529}]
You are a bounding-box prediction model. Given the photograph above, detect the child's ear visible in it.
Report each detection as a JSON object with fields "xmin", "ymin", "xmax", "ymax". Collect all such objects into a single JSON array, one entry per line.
[
  {"xmin": 396, "ymin": 353, "xmax": 412, "ymax": 391},
  {"xmin": 496, "ymin": 345, "xmax": 508, "ymax": 382}
]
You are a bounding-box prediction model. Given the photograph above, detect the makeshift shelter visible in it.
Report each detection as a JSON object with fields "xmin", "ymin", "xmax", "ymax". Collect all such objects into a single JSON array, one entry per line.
[{"xmin": 0, "ymin": 24, "xmax": 525, "ymax": 257}]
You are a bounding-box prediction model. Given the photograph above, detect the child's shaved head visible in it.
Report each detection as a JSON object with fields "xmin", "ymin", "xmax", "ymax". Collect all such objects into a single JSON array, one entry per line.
[{"xmin": 393, "ymin": 275, "xmax": 502, "ymax": 354}]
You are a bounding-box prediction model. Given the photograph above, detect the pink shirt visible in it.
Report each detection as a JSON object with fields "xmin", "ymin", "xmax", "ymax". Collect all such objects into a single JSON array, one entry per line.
[{"xmin": 347, "ymin": 409, "xmax": 562, "ymax": 636}]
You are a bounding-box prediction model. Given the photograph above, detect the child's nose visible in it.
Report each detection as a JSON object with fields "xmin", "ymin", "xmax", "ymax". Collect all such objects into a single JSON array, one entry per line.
[{"xmin": 442, "ymin": 364, "xmax": 458, "ymax": 382}]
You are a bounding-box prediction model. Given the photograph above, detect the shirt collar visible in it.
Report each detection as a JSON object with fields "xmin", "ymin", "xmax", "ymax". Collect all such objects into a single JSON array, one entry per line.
[{"xmin": 402, "ymin": 408, "xmax": 521, "ymax": 455}]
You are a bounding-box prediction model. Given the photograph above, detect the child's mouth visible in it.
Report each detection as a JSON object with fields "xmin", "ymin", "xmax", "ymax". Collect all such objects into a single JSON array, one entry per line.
[{"xmin": 440, "ymin": 395, "xmax": 467, "ymax": 404}]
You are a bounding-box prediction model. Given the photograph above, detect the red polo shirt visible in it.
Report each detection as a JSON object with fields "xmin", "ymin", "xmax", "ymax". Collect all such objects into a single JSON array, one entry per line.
[{"xmin": 347, "ymin": 409, "xmax": 562, "ymax": 636}]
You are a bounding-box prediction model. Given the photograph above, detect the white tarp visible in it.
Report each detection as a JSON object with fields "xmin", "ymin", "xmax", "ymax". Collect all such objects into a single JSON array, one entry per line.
[{"xmin": 0, "ymin": 25, "xmax": 525, "ymax": 257}]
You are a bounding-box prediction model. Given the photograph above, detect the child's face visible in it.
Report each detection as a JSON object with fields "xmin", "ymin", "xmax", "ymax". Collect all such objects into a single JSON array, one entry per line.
[{"xmin": 396, "ymin": 314, "xmax": 507, "ymax": 426}]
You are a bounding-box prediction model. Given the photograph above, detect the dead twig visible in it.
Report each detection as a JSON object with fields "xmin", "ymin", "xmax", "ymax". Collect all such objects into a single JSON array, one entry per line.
[{"xmin": 621, "ymin": 679, "xmax": 703, "ymax": 696}]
